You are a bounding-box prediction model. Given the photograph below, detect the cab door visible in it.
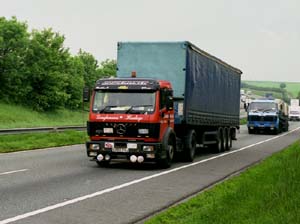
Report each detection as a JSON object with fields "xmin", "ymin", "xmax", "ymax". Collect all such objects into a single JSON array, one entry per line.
[{"xmin": 159, "ymin": 88, "xmax": 174, "ymax": 139}]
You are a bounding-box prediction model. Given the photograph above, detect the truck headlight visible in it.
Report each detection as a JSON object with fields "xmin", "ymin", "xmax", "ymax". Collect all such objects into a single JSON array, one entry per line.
[
  {"xmin": 138, "ymin": 129, "xmax": 149, "ymax": 134},
  {"xmin": 90, "ymin": 144, "xmax": 100, "ymax": 150},
  {"xmin": 103, "ymin": 128, "xmax": 113, "ymax": 133},
  {"xmin": 143, "ymin": 145, "xmax": 154, "ymax": 152}
]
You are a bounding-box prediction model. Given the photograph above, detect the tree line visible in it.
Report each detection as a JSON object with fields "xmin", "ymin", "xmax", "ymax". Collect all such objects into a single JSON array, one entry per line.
[{"xmin": 0, "ymin": 17, "xmax": 116, "ymax": 111}]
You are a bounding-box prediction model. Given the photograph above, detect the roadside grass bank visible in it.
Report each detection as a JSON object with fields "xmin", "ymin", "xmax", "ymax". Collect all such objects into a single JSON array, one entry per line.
[
  {"xmin": 0, "ymin": 131, "xmax": 88, "ymax": 153},
  {"xmin": 0, "ymin": 101, "xmax": 88, "ymax": 129},
  {"xmin": 240, "ymin": 117, "xmax": 247, "ymax": 125},
  {"xmin": 146, "ymin": 141, "xmax": 300, "ymax": 224}
]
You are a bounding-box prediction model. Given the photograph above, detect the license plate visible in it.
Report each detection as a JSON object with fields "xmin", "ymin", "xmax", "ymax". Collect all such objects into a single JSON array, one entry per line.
[{"xmin": 112, "ymin": 148, "xmax": 129, "ymax": 153}]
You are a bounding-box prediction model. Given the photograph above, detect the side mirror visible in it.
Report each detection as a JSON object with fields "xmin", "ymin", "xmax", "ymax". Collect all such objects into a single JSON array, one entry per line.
[
  {"xmin": 83, "ymin": 87, "xmax": 90, "ymax": 102},
  {"xmin": 166, "ymin": 96, "xmax": 173, "ymax": 111}
]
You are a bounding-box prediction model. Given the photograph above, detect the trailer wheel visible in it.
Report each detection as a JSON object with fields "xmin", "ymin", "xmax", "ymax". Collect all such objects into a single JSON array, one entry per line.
[
  {"xmin": 224, "ymin": 128, "xmax": 230, "ymax": 151},
  {"xmin": 183, "ymin": 130, "xmax": 196, "ymax": 162},
  {"xmin": 214, "ymin": 128, "xmax": 223, "ymax": 153},
  {"xmin": 229, "ymin": 128, "xmax": 233, "ymax": 148},
  {"xmin": 222, "ymin": 129, "xmax": 227, "ymax": 152}
]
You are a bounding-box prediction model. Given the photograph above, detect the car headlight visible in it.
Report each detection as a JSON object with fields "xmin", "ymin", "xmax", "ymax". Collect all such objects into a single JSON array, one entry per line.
[{"xmin": 138, "ymin": 129, "xmax": 149, "ymax": 134}]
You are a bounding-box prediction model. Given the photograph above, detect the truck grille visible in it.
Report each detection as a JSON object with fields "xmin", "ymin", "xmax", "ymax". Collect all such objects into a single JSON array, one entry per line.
[
  {"xmin": 87, "ymin": 122, "xmax": 160, "ymax": 138},
  {"xmin": 248, "ymin": 115, "xmax": 277, "ymax": 122}
]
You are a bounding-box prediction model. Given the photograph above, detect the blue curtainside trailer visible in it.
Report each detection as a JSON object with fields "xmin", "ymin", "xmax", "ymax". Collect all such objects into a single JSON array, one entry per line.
[
  {"xmin": 116, "ymin": 41, "xmax": 242, "ymax": 154},
  {"xmin": 117, "ymin": 41, "xmax": 241, "ymax": 127}
]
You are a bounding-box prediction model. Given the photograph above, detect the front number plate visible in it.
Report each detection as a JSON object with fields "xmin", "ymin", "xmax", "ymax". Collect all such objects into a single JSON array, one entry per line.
[{"xmin": 112, "ymin": 148, "xmax": 129, "ymax": 153}]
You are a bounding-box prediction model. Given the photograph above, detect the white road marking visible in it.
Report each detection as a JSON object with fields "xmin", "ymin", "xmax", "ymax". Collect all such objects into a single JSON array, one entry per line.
[
  {"xmin": 0, "ymin": 169, "xmax": 28, "ymax": 176},
  {"xmin": 1, "ymin": 127, "xmax": 300, "ymax": 224}
]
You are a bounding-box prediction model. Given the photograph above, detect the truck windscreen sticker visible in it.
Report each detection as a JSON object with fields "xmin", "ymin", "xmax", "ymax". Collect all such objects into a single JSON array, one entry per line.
[
  {"xmin": 96, "ymin": 80, "xmax": 159, "ymax": 90},
  {"xmin": 102, "ymin": 80, "xmax": 150, "ymax": 86}
]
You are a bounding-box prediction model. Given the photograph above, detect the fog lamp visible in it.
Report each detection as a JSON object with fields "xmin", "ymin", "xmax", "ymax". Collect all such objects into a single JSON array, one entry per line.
[
  {"xmin": 146, "ymin": 154, "xmax": 155, "ymax": 159},
  {"xmin": 89, "ymin": 151, "xmax": 97, "ymax": 156}
]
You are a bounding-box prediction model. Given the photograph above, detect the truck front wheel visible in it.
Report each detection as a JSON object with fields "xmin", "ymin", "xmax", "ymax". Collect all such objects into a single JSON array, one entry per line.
[
  {"xmin": 157, "ymin": 131, "xmax": 175, "ymax": 168},
  {"xmin": 248, "ymin": 128, "xmax": 254, "ymax": 134}
]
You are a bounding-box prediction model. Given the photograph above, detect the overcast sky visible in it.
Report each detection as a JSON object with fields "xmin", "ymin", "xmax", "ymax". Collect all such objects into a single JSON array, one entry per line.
[{"xmin": 1, "ymin": 0, "xmax": 299, "ymax": 82}]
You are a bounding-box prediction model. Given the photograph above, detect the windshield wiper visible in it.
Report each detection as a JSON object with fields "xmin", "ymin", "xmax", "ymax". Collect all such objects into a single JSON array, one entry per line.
[
  {"xmin": 99, "ymin": 105, "xmax": 118, "ymax": 113},
  {"xmin": 125, "ymin": 105, "xmax": 153, "ymax": 114},
  {"xmin": 263, "ymin": 108, "xmax": 275, "ymax": 112}
]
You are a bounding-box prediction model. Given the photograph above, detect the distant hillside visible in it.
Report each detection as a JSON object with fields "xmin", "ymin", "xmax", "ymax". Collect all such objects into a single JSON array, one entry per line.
[{"xmin": 243, "ymin": 81, "xmax": 300, "ymax": 98}]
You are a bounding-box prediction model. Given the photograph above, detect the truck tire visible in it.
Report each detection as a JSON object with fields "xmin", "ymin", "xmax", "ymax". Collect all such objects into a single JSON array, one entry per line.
[
  {"xmin": 222, "ymin": 128, "xmax": 227, "ymax": 152},
  {"xmin": 157, "ymin": 129, "xmax": 176, "ymax": 168},
  {"xmin": 229, "ymin": 128, "xmax": 234, "ymax": 149},
  {"xmin": 213, "ymin": 128, "xmax": 223, "ymax": 153},
  {"xmin": 224, "ymin": 127, "xmax": 230, "ymax": 151},
  {"xmin": 283, "ymin": 122, "xmax": 289, "ymax": 132},
  {"xmin": 183, "ymin": 130, "xmax": 196, "ymax": 162},
  {"xmin": 273, "ymin": 127, "xmax": 279, "ymax": 135}
]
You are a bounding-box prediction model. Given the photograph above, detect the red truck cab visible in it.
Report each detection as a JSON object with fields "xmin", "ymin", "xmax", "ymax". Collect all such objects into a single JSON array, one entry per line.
[{"xmin": 86, "ymin": 78, "xmax": 176, "ymax": 167}]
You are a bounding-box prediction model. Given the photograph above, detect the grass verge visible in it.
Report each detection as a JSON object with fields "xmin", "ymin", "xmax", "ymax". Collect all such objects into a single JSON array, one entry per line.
[
  {"xmin": 0, "ymin": 131, "xmax": 88, "ymax": 153},
  {"xmin": 146, "ymin": 141, "xmax": 300, "ymax": 224},
  {"xmin": 0, "ymin": 101, "xmax": 88, "ymax": 129},
  {"xmin": 240, "ymin": 117, "xmax": 247, "ymax": 125}
]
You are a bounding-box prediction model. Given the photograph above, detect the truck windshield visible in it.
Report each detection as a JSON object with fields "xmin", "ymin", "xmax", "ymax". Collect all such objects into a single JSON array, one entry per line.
[
  {"xmin": 249, "ymin": 102, "xmax": 277, "ymax": 112},
  {"xmin": 92, "ymin": 91, "xmax": 156, "ymax": 114}
]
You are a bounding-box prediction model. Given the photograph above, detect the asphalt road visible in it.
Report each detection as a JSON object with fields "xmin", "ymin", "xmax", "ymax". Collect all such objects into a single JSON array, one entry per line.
[{"xmin": 1, "ymin": 122, "xmax": 300, "ymax": 224}]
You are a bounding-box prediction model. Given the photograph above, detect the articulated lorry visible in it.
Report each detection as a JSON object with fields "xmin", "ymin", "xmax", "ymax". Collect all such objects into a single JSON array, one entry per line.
[
  {"xmin": 86, "ymin": 42, "xmax": 242, "ymax": 167},
  {"xmin": 247, "ymin": 99, "xmax": 289, "ymax": 134}
]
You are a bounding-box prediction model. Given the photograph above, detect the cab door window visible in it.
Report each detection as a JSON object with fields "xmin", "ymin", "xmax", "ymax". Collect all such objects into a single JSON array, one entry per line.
[{"xmin": 160, "ymin": 89, "xmax": 173, "ymax": 109}]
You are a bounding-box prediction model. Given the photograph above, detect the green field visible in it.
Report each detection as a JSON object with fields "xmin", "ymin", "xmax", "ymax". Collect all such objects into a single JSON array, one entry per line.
[
  {"xmin": 0, "ymin": 102, "xmax": 88, "ymax": 129},
  {"xmin": 243, "ymin": 81, "xmax": 300, "ymax": 98},
  {"xmin": 243, "ymin": 88, "xmax": 283, "ymax": 99},
  {"xmin": 146, "ymin": 141, "xmax": 300, "ymax": 224}
]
